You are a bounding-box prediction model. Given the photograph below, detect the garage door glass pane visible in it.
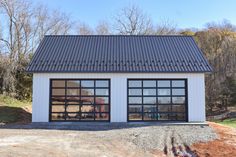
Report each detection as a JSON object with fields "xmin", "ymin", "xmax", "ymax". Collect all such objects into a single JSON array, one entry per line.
[
  {"xmin": 52, "ymin": 89, "xmax": 65, "ymax": 96},
  {"xmin": 172, "ymin": 97, "xmax": 185, "ymax": 104},
  {"xmin": 51, "ymin": 113, "xmax": 65, "ymax": 120},
  {"xmin": 143, "ymin": 81, "xmax": 156, "ymax": 87},
  {"xmin": 143, "ymin": 113, "xmax": 158, "ymax": 120},
  {"xmin": 158, "ymin": 89, "xmax": 170, "ymax": 95},
  {"xmin": 129, "ymin": 113, "xmax": 142, "ymax": 120},
  {"xmin": 51, "ymin": 97, "xmax": 65, "ymax": 105},
  {"xmin": 158, "ymin": 97, "xmax": 171, "ymax": 104},
  {"xmin": 66, "ymin": 96, "xmax": 80, "ymax": 102},
  {"xmin": 52, "ymin": 105, "xmax": 65, "ymax": 112},
  {"xmin": 95, "ymin": 113, "xmax": 109, "ymax": 120},
  {"xmin": 95, "ymin": 105, "xmax": 109, "ymax": 112},
  {"xmin": 81, "ymin": 88, "xmax": 94, "ymax": 96},
  {"xmin": 66, "ymin": 113, "xmax": 80, "ymax": 120},
  {"xmin": 96, "ymin": 80, "xmax": 109, "ymax": 87},
  {"xmin": 158, "ymin": 81, "xmax": 170, "ymax": 87},
  {"xmin": 143, "ymin": 105, "xmax": 157, "ymax": 112},
  {"xmin": 143, "ymin": 89, "xmax": 156, "ymax": 95},
  {"xmin": 81, "ymin": 80, "xmax": 94, "ymax": 87},
  {"xmin": 52, "ymin": 80, "xmax": 65, "ymax": 87},
  {"xmin": 81, "ymin": 97, "xmax": 94, "ymax": 104},
  {"xmin": 129, "ymin": 97, "xmax": 142, "ymax": 104},
  {"xmin": 128, "ymin": 79, "xmax": 187, "ymax": 121},
  {"xmin": 67, "ymin": 89, "xmax": 80, "ymax": 96},
  {"xmin": 143, "ymin": 97, "xmax": 156, "ymax": 104},
  {"xmin": 158, "ymin": 105, "xmax": 171, "ymax": 112},
  {"xmin": 96, "ymin": 89, "xmax": 109, "ymax": 95},
  {"xmin": 172, "ymin": 89, "xmax": 185, "ymax": 96},
  {"xmin": 129, "ymin": 89, "xmax": 142, "ymax": 95},
  {"xmin": 81, "ymin": 113, "xmax": 94, "ymax": 120},
  {"xmin": 81, "ymin": 105, "xmax": 94, "ymax": 112},
  {"xmin": 50, "ymin": 79, "xmax": 110, "ymax": 121},
  {"xmin": 66, "ymin": 105, "xmax": 80, "ymax": 112},
  {"xmin": 67, "ymin": 80, "xmax": 80, "ymax": 87},
  {"xmin": 95, "ymin": 97, "xmax": 109, "ymax": 104},
  {"xmin": 129, "ymin": 81, "xmax": 142, "ymax": 87},
  {"xmin": 172, "ymin": 105, "xmax": 185, "ymax": 112},
  {"xmin": 172, "ymin": 80, "xmax": 185, "ymax": 87},
  {"xmin": 129, "ymin": 105, "xmax": 142, "ymax": 112}
]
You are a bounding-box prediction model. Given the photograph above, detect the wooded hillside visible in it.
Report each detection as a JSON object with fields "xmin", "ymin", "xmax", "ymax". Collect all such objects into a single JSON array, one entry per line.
[{"xmin": 0, "ymin": 0, "xmax": 235, "ymax": 115}]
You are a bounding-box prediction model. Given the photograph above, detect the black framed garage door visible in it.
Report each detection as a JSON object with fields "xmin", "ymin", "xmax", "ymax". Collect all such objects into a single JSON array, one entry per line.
[
  {"xmin": 127, "ymin": 79, "xmax": 188, "ymax": 122},
  {"xmin": 50, "ymin": 79, "xmax": 110, "ymax": 122}
]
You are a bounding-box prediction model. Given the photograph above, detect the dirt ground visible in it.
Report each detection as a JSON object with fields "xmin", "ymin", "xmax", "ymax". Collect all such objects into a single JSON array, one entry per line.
[
  {"xmin": 0, "ymin": 122, "xmax": 235, "ymax": 157},
  {"xmin": 191, "ymin": 122, "xmax": 236, "ymax": 157},
  {"xmin": 0, "ymin": 128, "xmax": 159, "ymax": 157}
]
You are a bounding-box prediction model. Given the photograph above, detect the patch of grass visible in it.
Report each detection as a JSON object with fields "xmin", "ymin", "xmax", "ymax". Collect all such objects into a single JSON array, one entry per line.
[
  {"xmin": 0, "ymin": 95, "xmax": 31, "ymax": 108},
  {"xmin": 215, "ymin": 118, "xmax": 236, "ymax": 128},
  {"xmin": 0, "ymin": 95, "xmax": 31, "ymax": 124}
]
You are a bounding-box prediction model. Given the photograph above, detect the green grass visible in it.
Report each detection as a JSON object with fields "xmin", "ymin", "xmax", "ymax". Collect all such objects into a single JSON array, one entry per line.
[
  {"xmin": 215, "ymin": 118, "xmax": 236, "ymax": 128},
  {"xmin": 0, "ymin": 95, "xmax": 31, "ymax": 108},
  {"xmin": 0, "ymin": 95, "xmax": 31, "ymax": 123}
]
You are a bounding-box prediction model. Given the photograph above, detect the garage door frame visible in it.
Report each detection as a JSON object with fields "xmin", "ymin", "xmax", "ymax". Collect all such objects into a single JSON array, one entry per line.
[
  {"xmin": 127, "ymin": 78, "xmax": 188, "ymax": 122},
  {"xmin": 49, "ymin": 78, "xmax": 111, "ymax": 122}
]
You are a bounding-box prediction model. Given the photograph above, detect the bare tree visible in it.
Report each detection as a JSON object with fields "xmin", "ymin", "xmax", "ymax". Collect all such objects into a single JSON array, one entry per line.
[
  {"xmin": 0, "ymin": 0, "xmax": 32, "ymax": 93},
  {"xmin": 77, "ymin": 23, "xmax": 94, "ymax": 35},
  {"xmin": 114, "ymin": 5, "xmax": 154, "ymax": 35},
  {"xmin": 155, "ymin": 19, "xmax": 177, "ymax": 35},
  {"xmin": 0, "ymin": 0, "xmax": 73, "ymax": 97},
  {"xmin": 96, "ymin": 21, "xmax": 111, "ymax": 35}
]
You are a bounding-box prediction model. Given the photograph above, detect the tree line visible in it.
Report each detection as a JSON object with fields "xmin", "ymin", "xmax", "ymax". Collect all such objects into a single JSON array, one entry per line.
[{"xmin": 0, "ymin": 0, "xmax": 235, "ymax": 115}]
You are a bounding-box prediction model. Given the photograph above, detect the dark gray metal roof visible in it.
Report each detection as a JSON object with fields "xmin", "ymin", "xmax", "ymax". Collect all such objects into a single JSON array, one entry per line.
[{"xmin": 27, "ymin": 35, "xmax": 212, "ymax": 73}]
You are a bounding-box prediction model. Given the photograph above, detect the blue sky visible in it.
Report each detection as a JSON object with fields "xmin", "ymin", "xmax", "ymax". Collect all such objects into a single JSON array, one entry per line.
[{"xmin": 31, "ymin": 0, "xmax": 236, "ymax": 29}]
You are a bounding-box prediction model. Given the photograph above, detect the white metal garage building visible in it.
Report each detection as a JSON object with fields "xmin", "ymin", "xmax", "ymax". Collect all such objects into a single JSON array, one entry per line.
[{"xmin": 27, "ymin": 35, "xmax": 212, "ymax": 123}]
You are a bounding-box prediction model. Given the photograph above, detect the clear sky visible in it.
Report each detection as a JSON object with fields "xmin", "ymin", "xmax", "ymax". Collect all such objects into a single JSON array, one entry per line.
[{"xmin": 31, "ymin": 0, "xmax": 236, "ymax": 29}]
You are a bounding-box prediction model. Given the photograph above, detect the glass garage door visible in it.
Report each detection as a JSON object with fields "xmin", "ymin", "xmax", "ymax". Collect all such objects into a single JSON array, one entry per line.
[
  {"xmin": 128, "ymin": 79, "xmax": 187, "ymax": 122},
  {"xmin": 50, "ymin": 79, "xmax": 110, "ymax": 122}
]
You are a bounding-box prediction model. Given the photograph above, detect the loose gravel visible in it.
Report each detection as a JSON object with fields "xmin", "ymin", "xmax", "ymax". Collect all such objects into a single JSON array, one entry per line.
[{"xmin": 94, "ymin": 125, "xmax": 218, "ymax": 156}]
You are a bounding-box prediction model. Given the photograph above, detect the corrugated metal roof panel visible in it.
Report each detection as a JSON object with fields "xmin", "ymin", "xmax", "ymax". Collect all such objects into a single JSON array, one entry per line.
[{"xmin": 26, "ymin": 35, "xmax": 212, "ymax": 73}]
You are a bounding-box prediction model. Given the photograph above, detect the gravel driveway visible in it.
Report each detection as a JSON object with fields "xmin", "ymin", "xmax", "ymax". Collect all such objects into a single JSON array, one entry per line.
[{"xmin": 0, "ymin": 124, "xmax": 217, "ymax": 157}]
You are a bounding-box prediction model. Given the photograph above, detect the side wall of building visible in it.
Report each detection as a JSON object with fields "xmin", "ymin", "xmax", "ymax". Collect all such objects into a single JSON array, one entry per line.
[{"xmin": 32, "ymin": 73, "xmax": 205, "ymax": 122}]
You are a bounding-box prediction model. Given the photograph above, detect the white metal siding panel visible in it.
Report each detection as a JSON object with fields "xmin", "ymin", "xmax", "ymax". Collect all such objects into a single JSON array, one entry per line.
[
  {"xmin": 32, "ymin": 73, "xmax": 206, "ymax": 122},
  {"xmin": 32, "ymin": 74, "xmax": 50, "ymax": 122},
  {"xmin": 188, "ymin": 74, "xmax": 206, "ymax": 122}
]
